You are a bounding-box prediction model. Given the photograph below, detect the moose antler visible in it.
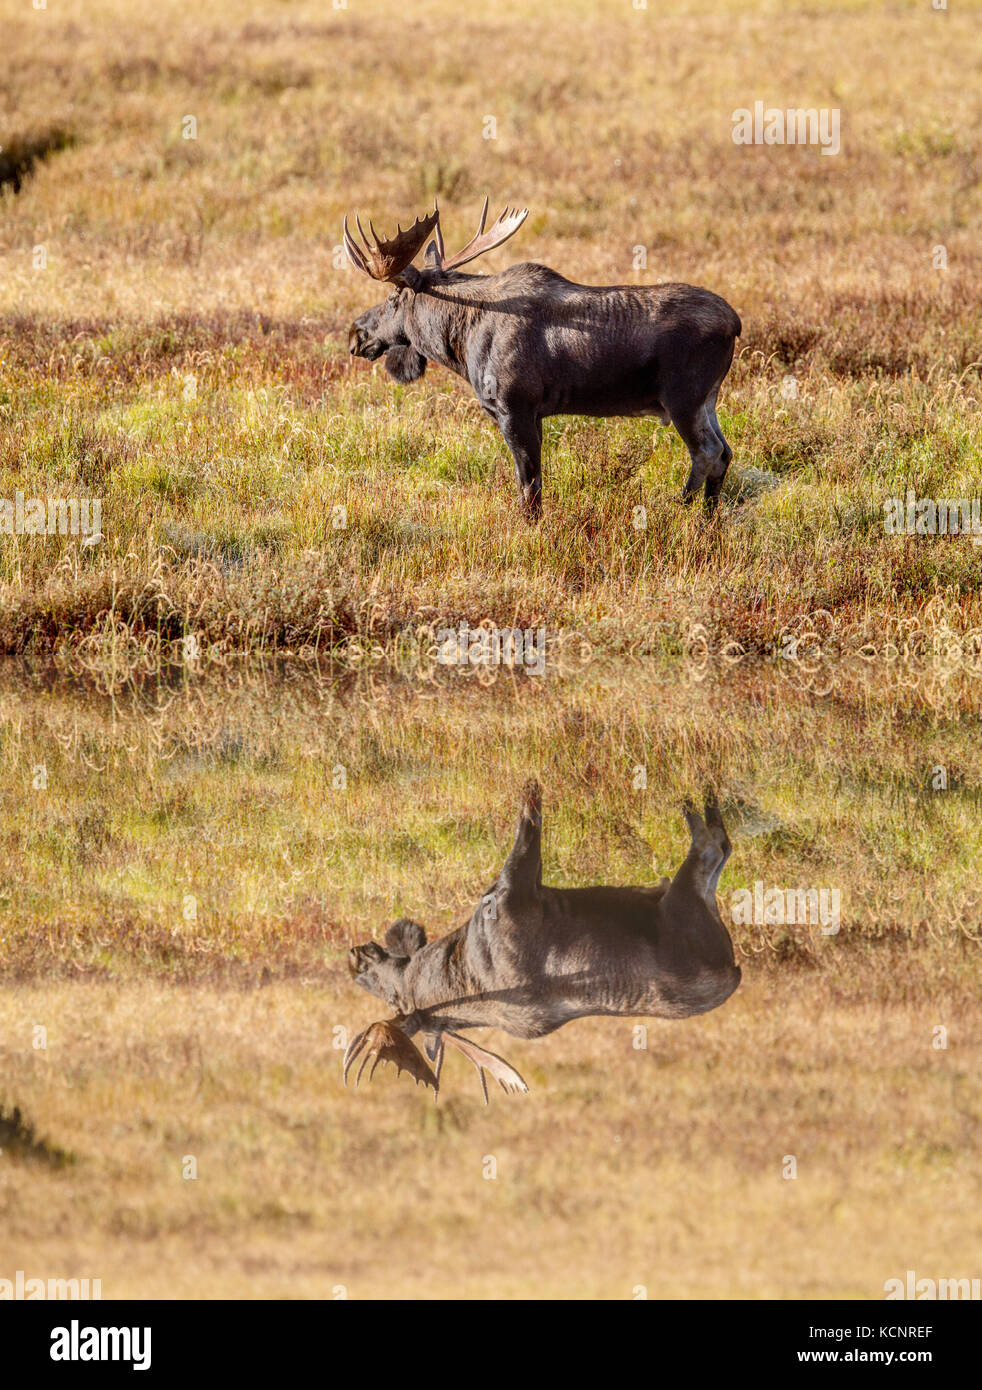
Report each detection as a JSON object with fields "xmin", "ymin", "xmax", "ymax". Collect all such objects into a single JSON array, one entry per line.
[
  {"xmin": 437, "ymin": 1032, "xmax": 530, "ymax": 1104},
  {"xmin": 343, "ymin": 1018, "xmax": 438, "ymax": 1094},
  {"xmin": 342, "ymin": 206, "xmax": 440, "ymax": 283},
  {"xmin": 434, "ymin": 197, "xmax": 529, "ymax": 272}
]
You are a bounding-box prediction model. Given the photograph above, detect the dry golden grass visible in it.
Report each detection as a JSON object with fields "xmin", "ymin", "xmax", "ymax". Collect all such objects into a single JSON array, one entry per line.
[{"xmin": 2, "ymin": 961, "xmax": 979, "ymax": 1299}]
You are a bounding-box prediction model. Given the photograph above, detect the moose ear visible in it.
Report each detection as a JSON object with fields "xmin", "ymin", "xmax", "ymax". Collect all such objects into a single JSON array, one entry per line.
[{"xmin": 384, "ymin": 919, "xmax": 427, "ymax": 957}]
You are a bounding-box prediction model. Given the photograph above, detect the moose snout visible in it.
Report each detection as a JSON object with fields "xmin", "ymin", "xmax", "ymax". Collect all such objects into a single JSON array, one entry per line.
[{"xmin": 348, "ymin": 326, "xmax": 385, "ymax": 361}]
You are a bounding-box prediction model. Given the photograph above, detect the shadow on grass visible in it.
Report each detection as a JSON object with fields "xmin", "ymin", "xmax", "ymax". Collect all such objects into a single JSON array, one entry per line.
[
  {"xmin": 0, "ymin": 128, "xmax": 75, "ymax": 194},
  {"xmin": 0, "ymin": 1104, "xmax": 75, "ymax": 1168}
]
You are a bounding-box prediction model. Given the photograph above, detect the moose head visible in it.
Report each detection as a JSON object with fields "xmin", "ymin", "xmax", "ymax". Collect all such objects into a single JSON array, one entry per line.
[
  {"xmin": 347, "ymin": 917, "xmax": 428, "ymax": 1010},
  {"xmin": 344, "ymin": 199, "xmax": 529, "ymax": 383}
]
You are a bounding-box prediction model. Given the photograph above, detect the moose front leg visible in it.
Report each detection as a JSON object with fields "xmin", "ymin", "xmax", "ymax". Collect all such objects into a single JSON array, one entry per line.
[
  {"xmin": 498, "ymin": 778, "xmax": 543, "ymax": 898},
  {"xmin": 498, "ymin": 409, "xmax": 543, "ymax": 519}
]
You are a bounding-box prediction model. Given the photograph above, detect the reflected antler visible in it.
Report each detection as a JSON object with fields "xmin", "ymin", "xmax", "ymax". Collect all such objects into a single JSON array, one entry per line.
[
  {"xmin": 342, "ymin": 207, "xmax": 440, "ymax": 283},
  {"xmin": 343, "ymin": 1018, "xmax": 438, "ymax": 1094},
  {"xmin": 433, "ymin": 197, "xmax": 529, "ymax": 272},
  {"xmin": 439, "ymin": 1032, "xmax": 530, "ymax": 1104}
]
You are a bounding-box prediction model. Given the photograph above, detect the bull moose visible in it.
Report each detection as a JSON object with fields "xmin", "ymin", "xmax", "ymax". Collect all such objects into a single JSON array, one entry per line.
[
  {"xmin": 343, "ymin": 780, "xmax": 742, "ymax": 1101},
  {"xmin": 344, "ymin": 199, "xmax": 741, "ymax": 517}
]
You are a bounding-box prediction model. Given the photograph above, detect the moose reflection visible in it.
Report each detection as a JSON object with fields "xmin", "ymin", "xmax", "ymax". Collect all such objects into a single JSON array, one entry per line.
[{"xmin": 344, "ymin": 780, "xmax": 741, "ymax": 1101}]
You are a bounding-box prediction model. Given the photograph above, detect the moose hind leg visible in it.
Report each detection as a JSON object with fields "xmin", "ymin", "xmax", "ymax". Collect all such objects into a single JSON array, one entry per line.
[
  {"xmin": 667, "ymin": 800, "xmax": 730, "ymax": 908},
  {"xmin": 673, "ymin": 402, "xmax": 728, "ymax": 510},
  {"xmin": 701, "ymin": 797, "xmax": 732, "ymax": 894},
  {"xmin": 705, "ymin": 403, "xmax": 733, "ymax": 506}
]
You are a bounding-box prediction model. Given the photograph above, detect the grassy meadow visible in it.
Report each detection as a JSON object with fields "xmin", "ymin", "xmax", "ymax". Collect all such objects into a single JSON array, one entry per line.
[
  {"xmin": 1, "ymin": 661, "xmax": 982, "ymax": 978},
  {"xmin": 1, "ymin": 0, "xmax": 981, "ymax": 663}
]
